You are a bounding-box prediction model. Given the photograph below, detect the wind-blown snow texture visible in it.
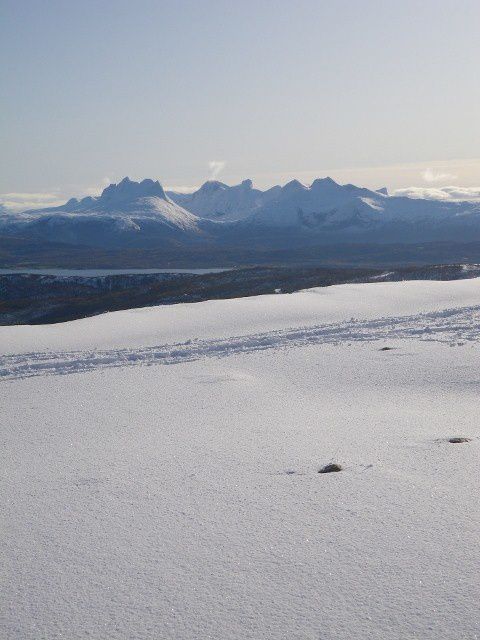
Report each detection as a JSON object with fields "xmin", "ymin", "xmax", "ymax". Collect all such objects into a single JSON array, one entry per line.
[{"xmin": 1, "ymin": 280, "xmax": 479, "ymax": 639}]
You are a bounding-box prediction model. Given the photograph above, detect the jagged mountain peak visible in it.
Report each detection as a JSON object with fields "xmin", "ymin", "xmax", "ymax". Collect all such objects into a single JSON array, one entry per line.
[
  {"xmin": 283, "ymin": 179, "xmax": 307, "ymax": 193},
  {"xmin": 310, "ymin": 176, "xmax": 339, "ymax": 189},
  {"xmin": 100, "ymin": 177, "xmax": 167, "ymax": 202},
  {"xmin": 198, "ymin": 180, "xmax": 228, "ymax": 194}
]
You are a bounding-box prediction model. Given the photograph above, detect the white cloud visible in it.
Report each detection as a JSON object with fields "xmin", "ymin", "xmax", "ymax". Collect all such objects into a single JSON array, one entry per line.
[
  {"xmin": 83, "ymin": 176, "xmax": 115, "ymax": 196},
  {"xmin": 208, "ymin": 160, "xmax": 226, "ymax": 179},
  {"xmin": 394, "ymin": 186, "xmax": 480, "ymax": 201},
  {"xmin": 422, "ymin": 168, "xmax": 457, "ymax": 183},
  {"xmin": 0, "ymin": 192, "xmax": 65, "ymax": 213},
  {"xmin": 165, "ymin": 185, "xmax": 197, "ymax": 193}
]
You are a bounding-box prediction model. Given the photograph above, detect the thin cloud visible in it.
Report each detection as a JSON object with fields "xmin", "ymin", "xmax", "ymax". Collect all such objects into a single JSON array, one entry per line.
[
  {"xmin": 422, "ymin": 168, "xmax": 457, "ymax": 183},
  {"xmin": 0, "ymin": 192, "xmax": 65, "ymax": 213},
  {"xmin": 208, "ymin": 161, "xmax": 226, "ymax": 180},
  {"xmin": 394, "ymin": 186, "xmax": 480, "ymax": 201}
]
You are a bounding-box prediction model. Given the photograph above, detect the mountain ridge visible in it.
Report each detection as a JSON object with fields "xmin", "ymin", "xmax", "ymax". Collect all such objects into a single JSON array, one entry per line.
[{"xmin": 2, "ymin": 176, "xmax": 480, "ymax": 251}]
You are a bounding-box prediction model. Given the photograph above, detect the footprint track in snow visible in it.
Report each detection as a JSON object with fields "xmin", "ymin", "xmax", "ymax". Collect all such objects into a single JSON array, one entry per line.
[{"xmin": 1, "ymin": 304, "xmax": 479, "ymax": 381}]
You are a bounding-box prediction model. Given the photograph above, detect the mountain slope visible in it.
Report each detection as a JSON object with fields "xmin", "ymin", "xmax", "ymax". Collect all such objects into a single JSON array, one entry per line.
[{"xmin": 246, "ymin": 177, "xmax": 382, "ymax": 227}]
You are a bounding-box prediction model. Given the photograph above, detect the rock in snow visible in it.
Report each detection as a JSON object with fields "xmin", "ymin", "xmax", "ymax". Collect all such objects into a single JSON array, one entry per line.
[{"xmin": 318, "ymin": 462, "xmax": 343, "ymax": 473}]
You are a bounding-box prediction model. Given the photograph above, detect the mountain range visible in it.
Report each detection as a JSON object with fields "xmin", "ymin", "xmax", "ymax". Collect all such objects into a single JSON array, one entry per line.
[{"xmin": 2, "ymin": 176, "xmax": 480, "ymax": 253}]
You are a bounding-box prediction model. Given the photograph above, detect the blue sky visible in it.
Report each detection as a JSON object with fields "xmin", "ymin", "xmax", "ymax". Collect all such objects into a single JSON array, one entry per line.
[{"xmin": 1, "ymin": 0, "xmax": 479, "ymax": 209}]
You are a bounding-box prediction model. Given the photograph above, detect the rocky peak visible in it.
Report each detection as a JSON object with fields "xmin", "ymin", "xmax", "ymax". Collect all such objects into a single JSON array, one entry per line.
[{"xmin": 100, "ymin": 177, "xmax": 167, "ymax": 203}]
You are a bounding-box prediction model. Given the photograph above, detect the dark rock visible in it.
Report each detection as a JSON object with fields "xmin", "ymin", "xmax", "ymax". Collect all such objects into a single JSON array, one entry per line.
[
  {"xmin": 318, "ymin": 463, "xmax": 343, "ymax": 473},
  {"xmin": 448, "ymin": 437, "xmax": 471, "ymax": 443}
]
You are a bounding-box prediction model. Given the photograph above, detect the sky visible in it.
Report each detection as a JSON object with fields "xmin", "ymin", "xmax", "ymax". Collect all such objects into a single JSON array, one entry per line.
[{"xmin": 1, "ymin": 0, "xmax": 480, "ymax": 210}]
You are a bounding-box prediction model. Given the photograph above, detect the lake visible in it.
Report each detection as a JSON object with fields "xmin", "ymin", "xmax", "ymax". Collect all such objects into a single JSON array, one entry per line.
[{"xmin": 0, "ymin": 268, "xmax": 231, "ymax": 277}]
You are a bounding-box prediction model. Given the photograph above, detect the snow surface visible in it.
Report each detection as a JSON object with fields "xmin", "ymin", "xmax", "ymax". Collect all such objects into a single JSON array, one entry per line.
[{"xmin": 1, "ymin": 279, "xmax": 480, "ymax": 639}]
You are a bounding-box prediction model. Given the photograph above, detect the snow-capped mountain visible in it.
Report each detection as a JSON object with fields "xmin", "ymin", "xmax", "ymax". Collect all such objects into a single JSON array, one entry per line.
[
  {"xmin": 167, "ymin": 179, "xmax": 280, "ymax": 221},
  {"xmin": 0, "ymin": 178, "xmax": 205, "ymax": 248},
  {"xmin": 23, "ymin": 177, "xmax": 199, "ymax": 228}
]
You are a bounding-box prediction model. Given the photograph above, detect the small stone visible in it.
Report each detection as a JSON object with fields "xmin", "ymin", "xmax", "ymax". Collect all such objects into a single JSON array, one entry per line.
[
  {"xmin": 318, "ymin": 463, "xmax": 343, "ymax": 474},
  {"xmin": 448, "ymin": 437, "xmax": 471, "ymax": 444},
  {"xmin": 379, "ymin": 347, "xmax": 393, "ymax": 351}
]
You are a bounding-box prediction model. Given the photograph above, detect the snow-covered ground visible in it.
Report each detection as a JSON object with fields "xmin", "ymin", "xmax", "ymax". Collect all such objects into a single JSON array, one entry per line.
[{"xmin": 1, "ymin": 280, "xmax": 479, "ymax": 639}]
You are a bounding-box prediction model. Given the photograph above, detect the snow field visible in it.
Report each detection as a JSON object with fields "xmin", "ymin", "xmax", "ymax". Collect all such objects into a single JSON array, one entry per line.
[{"xmin": 1, "ymin": 279, "xmax": 480, "ymax": 639}]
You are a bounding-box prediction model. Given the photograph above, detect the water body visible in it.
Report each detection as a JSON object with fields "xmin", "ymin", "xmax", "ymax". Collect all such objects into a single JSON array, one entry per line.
[{"xmin": 0, "ymin": 268, "xmax": 231, "ymax": 277}]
